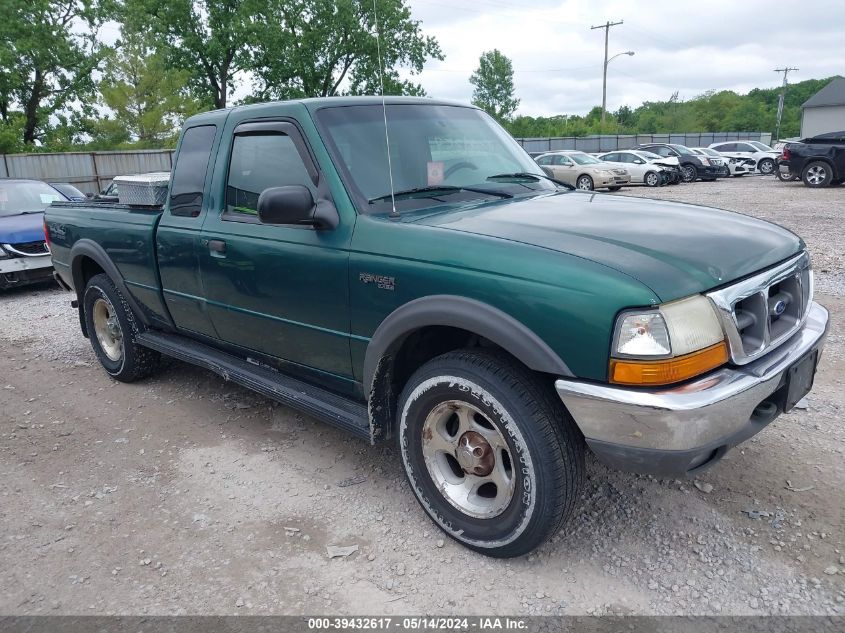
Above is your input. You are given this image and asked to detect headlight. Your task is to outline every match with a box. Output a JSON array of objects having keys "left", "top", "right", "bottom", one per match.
[
  {"left": 610, "top": 295, "right": 728, "bottom": 386},
  {"left": 699, "top": 157, "right": 711, "bottom": 166}
]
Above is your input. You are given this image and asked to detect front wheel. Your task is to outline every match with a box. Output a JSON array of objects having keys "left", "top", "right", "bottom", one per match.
[
  {"left": 644, "top": 171, "right": 660, "bottom": 187},
  {"left": 83, "top": 274, "right": 162, "bottom": 382},
  {"left": 398, "top": 350, "right": 585, "bottom": 558},
  {"left": 680, "top": 164, "right": 697, "bottom": 182},
  {"left": 576, "top": 175, "right": 594, "bottom": 190},
  {"left": 758, "top": 158, "right": 775, "bottom": 175}
]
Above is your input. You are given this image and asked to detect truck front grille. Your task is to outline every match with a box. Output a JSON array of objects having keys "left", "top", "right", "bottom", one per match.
[
  {"left": 707, "top": 252, "right": 812, "bottom": 365},
  {"left": 2, "top": 241, "right": 51, "bottom": 257}
]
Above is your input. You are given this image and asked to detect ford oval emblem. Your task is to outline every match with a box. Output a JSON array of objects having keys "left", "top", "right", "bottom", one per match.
[{"left": 773, "top": 300, "right": 787, "bottom": 316}]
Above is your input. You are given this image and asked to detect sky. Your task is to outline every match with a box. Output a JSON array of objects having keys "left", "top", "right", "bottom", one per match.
[{"left": 401, "top": 0, "right": 845, "bottom": 117}]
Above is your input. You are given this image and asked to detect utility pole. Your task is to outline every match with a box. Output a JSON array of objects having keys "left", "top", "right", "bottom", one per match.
[
  {"left": 591, "top": 19, "right": 623, "bottom": 129},
  {"left": 774, "top": 66, "right": 798, "bottom": 141}
]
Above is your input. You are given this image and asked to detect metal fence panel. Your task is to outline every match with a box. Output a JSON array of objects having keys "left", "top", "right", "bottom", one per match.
[
  {"left": 0, "top": 149, "right": 175, "bottom": 194},
  {"left": 516, "top": 132, "right": 768, "bottom": 153}
]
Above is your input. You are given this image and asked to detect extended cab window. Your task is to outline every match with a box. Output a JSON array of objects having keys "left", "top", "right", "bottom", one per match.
[
  {"left": 170, "top": 125, "right": 216, "bottom": 217},
  {"left": 225, "top": 133, "right": 316, "bottom": 217}
]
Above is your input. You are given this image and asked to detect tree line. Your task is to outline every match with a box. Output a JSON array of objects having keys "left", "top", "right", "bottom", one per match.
[
  {"left": 470, "top": 49, "right": 836, "bottom": 140},
  {"left": 0, "top": 4, "right": 835, "bottom": 155},
  {"left": 0, "top": 0, "right": 442, "bottom": 153}
]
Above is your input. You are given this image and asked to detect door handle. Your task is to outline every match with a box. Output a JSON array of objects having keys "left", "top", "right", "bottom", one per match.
[
  {"left": 207, "top": 239, "right": 226, "bottom": 253},
  {"left": 203, "top": 238, "right": 227, "bottom": 258}
]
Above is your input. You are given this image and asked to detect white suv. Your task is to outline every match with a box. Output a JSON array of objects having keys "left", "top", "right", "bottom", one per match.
[{"left": 708, "top": 141, "right": 779, "bottom": 175}]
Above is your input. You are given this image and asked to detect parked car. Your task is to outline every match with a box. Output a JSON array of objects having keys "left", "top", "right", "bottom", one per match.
[
  {"left": 0, "top": 179, "right": 67, "bottom": 289},
  {"left": 708, "top": 140, "right": 779, "bottom": 175},
  {"left": 634, "top": 143, "right": 726, "bottom": 182},
  {"left": 596, "top": 150, "right": 679, "bottom": 186},
  {"left": 779, "top": 131, "right": 845, "bottom": 188},
  {"left": 691, "top": 147, "right": 756, "bottom": 177},
  {"left": 49, "top": 182, "right": 87, "bottom": 201},
  {"left": 535, "top": 151, "right": 631, "bottom": 190},
  {"left": 46, "top": 97, "right": 828, "bottom": 557}
]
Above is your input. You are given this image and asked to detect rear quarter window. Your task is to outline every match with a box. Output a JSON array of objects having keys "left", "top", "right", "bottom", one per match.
[{"left": 169, "top": 125, "right": 216, "bottom": 217}]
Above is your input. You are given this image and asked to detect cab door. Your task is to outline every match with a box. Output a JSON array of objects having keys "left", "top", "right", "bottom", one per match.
[{"left": 197, "top": 120, "right": 355, "bottom": 388}]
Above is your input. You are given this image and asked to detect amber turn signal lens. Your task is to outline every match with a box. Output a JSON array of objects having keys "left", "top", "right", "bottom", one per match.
[{"left": 609, "top": 342, "right": 729, "bottom": 386}]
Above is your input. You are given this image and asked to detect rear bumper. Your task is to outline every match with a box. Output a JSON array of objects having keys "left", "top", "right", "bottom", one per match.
[{"left": 555, "top": 302, "right": 829, "bottom": 476}]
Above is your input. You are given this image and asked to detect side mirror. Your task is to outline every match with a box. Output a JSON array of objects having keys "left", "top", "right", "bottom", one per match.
[
  {"left": 633, "top": 159, "right": 645, "bottom": 164},
  {"left": 257, "top": 185, "right": 337, "bottom": 229}
]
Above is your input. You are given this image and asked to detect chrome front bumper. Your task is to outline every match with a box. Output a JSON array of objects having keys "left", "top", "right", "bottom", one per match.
[{"left": 555, "top": 301, "right": 829, "bottom": 475}]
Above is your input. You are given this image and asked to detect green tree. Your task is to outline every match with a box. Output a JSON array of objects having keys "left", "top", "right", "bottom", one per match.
[
  {"left": 247, "top": 0, "right": 442, "bottom": 101},
  {"left": 0, "top": 0, "right": 107, "bottom": 145},
  {"left": 470, "top": 49, "right": 519, "bottom": 122},
  {"left": 126, "top": 0, "right": 260, "bottom": 110},
  {"left": 95, "top": 32, "right": 200, "bottom": 147}
]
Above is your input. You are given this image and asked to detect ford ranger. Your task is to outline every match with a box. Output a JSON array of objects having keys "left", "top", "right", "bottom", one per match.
[{"left": 45, "top": 97, "right": 829, "bottom": 557}]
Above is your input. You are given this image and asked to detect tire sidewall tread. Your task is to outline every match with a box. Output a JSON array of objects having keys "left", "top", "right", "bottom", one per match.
[
  {"left": 398, "top": 349, "right": 584, "bottom": 558},
  {"left": 83, "top": 274, "right": 161, "bottom": 382}
]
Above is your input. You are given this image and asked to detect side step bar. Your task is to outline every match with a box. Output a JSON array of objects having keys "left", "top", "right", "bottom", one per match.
[{"left": 136, "top": 331, "right": 371, "bottom": 441}]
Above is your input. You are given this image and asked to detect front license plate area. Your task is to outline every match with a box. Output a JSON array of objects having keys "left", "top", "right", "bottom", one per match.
[{"left": 784, "top": 350, "right": 818, "bottom": 412}]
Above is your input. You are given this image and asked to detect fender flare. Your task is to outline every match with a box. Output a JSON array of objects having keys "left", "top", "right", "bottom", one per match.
[
  {"left": 69, "top": 239, "right": 151, "bottom": 329},
  {"left": 363, "top": 295, "right": 573, "bottom": 395}
]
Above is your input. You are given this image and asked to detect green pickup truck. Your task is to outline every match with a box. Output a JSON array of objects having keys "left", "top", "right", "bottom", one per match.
[{"left": 45, "top": 97, "right": 828, "bottom": 557}]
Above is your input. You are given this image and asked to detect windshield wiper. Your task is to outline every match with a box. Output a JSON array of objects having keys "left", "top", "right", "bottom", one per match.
[
  {"left": 368, "top": 185, "right": 512, "bottom": 204},
  {"left": 487, "top": 172, "right": 574, "bottom": 190}
]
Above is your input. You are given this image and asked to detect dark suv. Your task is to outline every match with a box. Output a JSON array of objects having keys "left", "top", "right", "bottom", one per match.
[{"left": 636, "top": 143, "right": 726, "bottom": 182}]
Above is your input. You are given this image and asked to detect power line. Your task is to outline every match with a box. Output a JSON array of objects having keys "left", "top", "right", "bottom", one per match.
[{"left": 773, "top": 66, "right": 798, "bottom": 141}]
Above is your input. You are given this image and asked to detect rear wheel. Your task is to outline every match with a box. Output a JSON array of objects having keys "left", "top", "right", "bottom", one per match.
[
  {"left": 83, "top": 274, "right": 162, "bottom": 382},
  {"left": 803, "top": 161, "right": 831, "bottom": 188},
  {"left": 398, "top": 350, "right": 584, "bottom": 558},
  {"left": 644, "top": 171, "right": 660, "bottom": 187},
  {"left": 758, "top": 158, "right": 775, "bottom": 175},
  {"left": 576, "top": 175, "right": 594, "bottom": 190},
  {"left": 680, "top": 164, "right": 697, "bottom": 182}
]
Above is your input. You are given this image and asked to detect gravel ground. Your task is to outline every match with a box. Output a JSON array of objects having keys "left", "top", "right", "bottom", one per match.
[{"left": 0, "top": 175, "right": 843, "bottom": 616}]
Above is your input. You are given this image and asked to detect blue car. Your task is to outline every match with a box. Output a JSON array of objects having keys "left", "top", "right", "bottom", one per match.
[{"left": 0, "top": 179, "right": 67, "bottom": 289}]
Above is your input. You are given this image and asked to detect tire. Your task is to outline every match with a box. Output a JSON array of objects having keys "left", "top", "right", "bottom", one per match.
[
  {"left": 576, "top": 174, "right": 594, "bottom": 191},
  {"left": 607, "top": 186, "right": 622, "bottom": 192},
  {"left": 398, "top": 349, "right": 585, "bottom": 558},
  {"left": 83, "top": 273, "right": 162, "bottom": 382},
  {"left": 802, "top": 161, "right": 832, "bottom": 188},
  {"left": 644, "top": 171, "right": 660, "bottom": 187},
  {"left": 680, "top": 164, "right": 697, "bottom": 182},
  {"left": 758, "top": 158, "right": 775, "bottom": 175}
]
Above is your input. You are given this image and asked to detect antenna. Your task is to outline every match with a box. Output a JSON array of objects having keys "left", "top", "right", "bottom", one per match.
[{"left": 372, "top": 0, "right": 398, "bottom": 218}]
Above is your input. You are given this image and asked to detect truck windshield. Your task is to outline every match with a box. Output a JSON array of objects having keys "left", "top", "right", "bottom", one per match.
[
  {"left": 0, "top": 181, "right": 64, "bottom": 217},
  {"left": 315, "top": 104, "right": 558, "bottom": 213}
]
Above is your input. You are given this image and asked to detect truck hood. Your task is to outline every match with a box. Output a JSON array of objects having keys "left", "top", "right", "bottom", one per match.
[
  {"left": 409, "top": 192, "right": 803, "bottom": 300},
  {"left": 0, "top": 212, "right": 45, "bottom": 244}
]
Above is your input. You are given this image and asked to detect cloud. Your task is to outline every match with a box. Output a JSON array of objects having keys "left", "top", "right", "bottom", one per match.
[{"left": 405, "top": 0, "right": 845, "bottom": 116}]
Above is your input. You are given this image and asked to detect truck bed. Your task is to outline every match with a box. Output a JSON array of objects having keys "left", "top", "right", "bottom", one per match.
[{"left": 47, "top": 201, "right": 169, "bottom": 326}]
